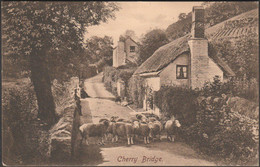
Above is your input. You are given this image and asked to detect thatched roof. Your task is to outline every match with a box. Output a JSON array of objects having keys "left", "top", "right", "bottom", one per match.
[
  {"left": 134, "top": 34, "right": 191, "bottom": 75},
  {"left": 134, "top": 9, "right": 258, "bottom": 76}
]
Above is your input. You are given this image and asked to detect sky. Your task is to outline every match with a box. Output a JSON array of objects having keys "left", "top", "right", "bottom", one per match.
[{"left": 84, "top": 2, "right": 202, "bottom": 46}]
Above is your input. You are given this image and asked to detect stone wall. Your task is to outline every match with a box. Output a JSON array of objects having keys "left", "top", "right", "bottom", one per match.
[{"left": 48, "top": 77, "right": 81, "bottom": 164}]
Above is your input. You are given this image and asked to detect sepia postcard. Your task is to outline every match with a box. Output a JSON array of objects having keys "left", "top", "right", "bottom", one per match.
[{"left": 2, "top": 1, "right": 259, "bottom": 166}]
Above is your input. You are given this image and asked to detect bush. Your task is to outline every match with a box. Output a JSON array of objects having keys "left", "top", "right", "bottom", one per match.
[
  {"left": 179, "top": 77, "right": 259, "bottom": 165},
  {"left": 154, "top": 86, "right": 199, "bottom": 126}
]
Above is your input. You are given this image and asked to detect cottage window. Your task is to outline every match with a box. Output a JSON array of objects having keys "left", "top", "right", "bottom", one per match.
[
  {"left": 130, "top": 46, "right": 135, "bottom": 52},
  {"left": 176, "top": 65, "right": 188, "bottom": 79}
]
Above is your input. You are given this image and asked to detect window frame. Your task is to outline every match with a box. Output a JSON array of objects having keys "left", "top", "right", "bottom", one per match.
[
  {"left": 130, "top": 46, "right": 135, "bottom": 52},
  {"left": 176, "top": 65, "right": 188, "bottom": 79}
]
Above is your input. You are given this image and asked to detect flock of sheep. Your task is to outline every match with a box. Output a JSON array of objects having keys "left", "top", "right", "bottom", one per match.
[{"left": 79, "top": 113, "right": 181, "bottom": 146}]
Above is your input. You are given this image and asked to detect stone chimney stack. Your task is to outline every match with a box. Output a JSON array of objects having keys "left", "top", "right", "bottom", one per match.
[
  {"left": 188, "top": 6, "right": 210, "bottom": 89},
  {"left": 191, "top": 6, "right": 205, "bottom": 38}
]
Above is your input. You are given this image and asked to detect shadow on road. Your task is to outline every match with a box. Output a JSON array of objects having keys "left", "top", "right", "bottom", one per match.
[{"left": 76, "top": 144, "right": 103, "bottom": 166}]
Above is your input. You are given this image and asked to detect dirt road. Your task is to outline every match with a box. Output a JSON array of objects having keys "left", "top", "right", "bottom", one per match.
[{"left": 79, "top": 73, "right": 216, "bottom": 166}]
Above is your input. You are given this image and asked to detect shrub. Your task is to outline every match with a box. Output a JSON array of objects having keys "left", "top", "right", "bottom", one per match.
[
  {"left": 180, "top": 77, "right": 259, "bottom": 165},
  {"left": 154, "top": 86, "right": 199, "bottom": 126},
  {"left": 210, "top": 110, "right": 258, "bottom": 164}
]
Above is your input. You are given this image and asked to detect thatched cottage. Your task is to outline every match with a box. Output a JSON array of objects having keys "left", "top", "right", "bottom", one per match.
[
  {"left": 113, "top": 36, "right": 140, "bottom": 68},
  {"left": 134, "top": 6, "right": 258, "bottom": 112}
]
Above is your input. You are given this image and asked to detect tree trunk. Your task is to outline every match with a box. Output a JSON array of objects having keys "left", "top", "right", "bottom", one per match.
[{"left": 29, "top": 48, "right": 58, "bottom": 126}]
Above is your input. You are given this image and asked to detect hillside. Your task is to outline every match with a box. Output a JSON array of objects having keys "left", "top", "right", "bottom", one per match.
[{"left": 166, "top": 2, "right": 258, "bottom": 41}]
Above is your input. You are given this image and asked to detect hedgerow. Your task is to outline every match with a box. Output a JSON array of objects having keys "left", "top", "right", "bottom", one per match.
[
  {"left": 2, "top": 83, "right": 49, "bottom": 165},
  {"left": 2, "top": 78, "right": 78, "bottom": 165}
]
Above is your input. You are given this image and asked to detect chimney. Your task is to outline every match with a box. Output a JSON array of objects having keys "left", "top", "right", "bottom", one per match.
[
  {"left": 191, "top": 6, "right": 205, "bottom": 38},
  {"left": 188, "top": 6, "right": 209, "bottom": 89}
]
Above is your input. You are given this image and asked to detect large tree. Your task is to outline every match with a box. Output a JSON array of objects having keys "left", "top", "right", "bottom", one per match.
[
  {"left": 2, "top": 2, "right": 119, "bottom": 126},
  {"left": 138, "top": 29, "right": 169, "bottom": 64}
]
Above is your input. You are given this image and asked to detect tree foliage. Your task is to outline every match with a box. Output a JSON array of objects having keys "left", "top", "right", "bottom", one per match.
[
  {"left": 2, "top": 1, "right": 119, "bottom": 125},
  {"left": 85, "top": 36, "right": 113, "bottom": 65},
  {"left": 178, "top": 13, "right": 187, "bottom": 20},
  {"left": 203, "top": 1, "right": 258, "bottom": 27},
  {"left": 165, "top": 12, "right": 192, "bottom": 41},
  {"left": 138, "top": 29, "right": 169, "bottom": 64}
]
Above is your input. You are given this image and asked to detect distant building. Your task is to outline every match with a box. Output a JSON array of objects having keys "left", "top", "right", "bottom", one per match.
[{"left": 113, "top": 36, "right": 140, "bottom": 68}]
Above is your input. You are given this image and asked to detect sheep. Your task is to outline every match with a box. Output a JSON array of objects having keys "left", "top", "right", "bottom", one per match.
[
  {"left": 110, "top": 116, "right": 128, "bottom": 123},
  {"left": 148, "top": 120, "right": 163, "bottom": 141},
  {"left": 143, "top": 113, "right": 160, "bottom": 120},
  {"left": 148, "top": 117, "right": 158, "bottom": 122},
  {"left": 136, "top": 114, "right": 148, "bottom": 123},
  {"left": 99, "top": 118, "right": 110, "bottom": 140},
  {"left": 134, "top": 121, "right": 150, "bottom": 144},
  {"left": 110, "top": 116, "right": 119, "bottom": 122},
  {"left": 79, "top": 119, "right": 110, "bottom": 145},
  {"left": 107, "top": 121, "right": 136, "bottom": 145},
  {"left": 117, "top": 118, "right": 128, "bottom": 123},
  {"left": 164, "top": 117, "right": 181, "bottom": 142},
  {"left": 99, "top": 118, "right": 109, "bottom": 123}
]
